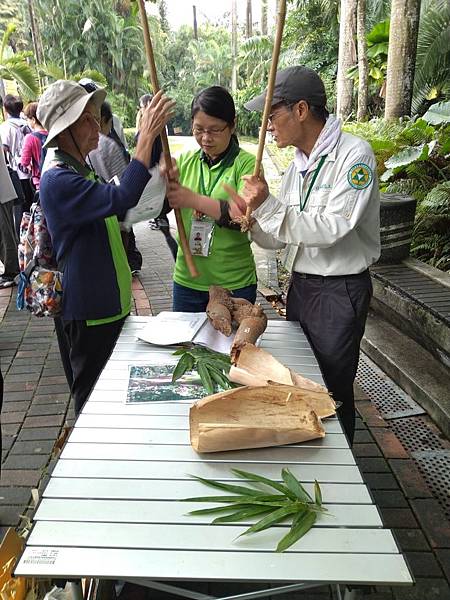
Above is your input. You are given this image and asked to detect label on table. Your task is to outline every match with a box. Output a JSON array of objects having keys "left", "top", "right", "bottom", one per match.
[{"left": 22, "top": 548, "right": 60, "bottom": 565}]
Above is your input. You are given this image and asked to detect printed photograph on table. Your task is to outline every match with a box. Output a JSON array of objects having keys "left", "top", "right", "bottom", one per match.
[{"left": 126, "top": 365, "right": 208, "bottom": 403}]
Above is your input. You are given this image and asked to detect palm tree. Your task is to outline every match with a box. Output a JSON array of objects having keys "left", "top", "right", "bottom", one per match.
[
  {"left": 384, "top": 0, "right": 421, "bottom": 119},
  {"left": 231, "top": 0, "right": 238, "bottom": 93},
  {"left": 357, "top": 0, "right": 368, "bottom": 120},
  {"left": 0, "top": 23, "right": 39, "bottom": 100},
  {"left": 412, "top": 0, "right": 450, "bottom": 114},
  {"left": 336, "top": 0, "right": 357, "bottom": 119},
  {"left": 260, "top": 0, "right": 268, "bottom": 35}
]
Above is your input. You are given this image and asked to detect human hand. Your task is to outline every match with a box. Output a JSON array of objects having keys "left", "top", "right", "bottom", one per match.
[
  {"left": 242, "top": 173, "right": 270, "bottom": 210},
  {"left": 167, "top": 181, "right": 200, "bottom": 210},
  {"left": 222, "top": 183, "right": 247, "bottom": 219}
]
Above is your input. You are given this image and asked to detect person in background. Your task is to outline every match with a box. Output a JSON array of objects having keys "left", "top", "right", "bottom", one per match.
[
  {"left": 20, "top": 102, "right": 48, "bottom": 191},
  {"left": 0, "top": 94, "right": 34, "bottom": 232},
  {"left": 88, "top": 100, "right": 142, "bottom": 273},
  {"left": 0, "top": 149, "right": 19, "bottom": 288},
  {"left": 78, "top": 78, "right": 129, "bottom": 160},
  {"left": 232, "top": 65, "right": 380, "bottom": 445},
  {"left": 166, "top": 85, "right": 257, "bottom": 312},
  {"left": 37, "top": 80, "right": 174, "bottom": 414},
  {"left": 135, "top": 93, "right": 152, "bottom": 136},
  {"left": 137, "top": 93, "right": 178, "bottom": 260}
]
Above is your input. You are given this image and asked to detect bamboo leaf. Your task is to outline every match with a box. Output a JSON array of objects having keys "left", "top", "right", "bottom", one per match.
[
  {"left": 276, "top": 511, "right": 317, "bottom": 552},
  {"left": 231, "top": 468, "right": 297, "bottom": 500},
  {"left": 314, "top": 480, "right": 322, "bottom": 506},
  {"left": 189, "top": 475, "right": 264, "bottom": 497},
  {"left": 188, "top": 504, "right": 255, "bottom": 516},
  {"left": 241, "top": 505, "right": 299, "bottom": 536},
  {"left": 183, "top": 494, "right": 288, "bottom": 504},
  {"left": 172, "top": 353, "right": 194, "bottom": 382},
  {"left": 197, "top": 360, "right": 215, "bottom": 394},
  {"left": 281, "top": 468, "right": 313, "bottom": 502},
  {"left": 212, "top": 505, "right": 273, "bottom": 524}
]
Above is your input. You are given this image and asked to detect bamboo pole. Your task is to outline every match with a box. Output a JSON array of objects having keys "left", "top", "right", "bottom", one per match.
[
  {"left": 137, "top": 0, "right": 199, "bottom": 278},
  {"left": 245, "top": 0, "right": 287, "bottom": 222}
]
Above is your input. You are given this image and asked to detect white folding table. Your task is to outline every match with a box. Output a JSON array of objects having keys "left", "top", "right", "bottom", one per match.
[{"left": 15, "top": 316, "right": 413, "bottom": 599}]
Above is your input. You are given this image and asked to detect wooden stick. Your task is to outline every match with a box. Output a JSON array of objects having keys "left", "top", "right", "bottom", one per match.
[
  {"left": 245, "top": 0, "right": 287, "bottom": 221},
  {"left": 137, "top": 0, "right": 199, "bottom": 278}
]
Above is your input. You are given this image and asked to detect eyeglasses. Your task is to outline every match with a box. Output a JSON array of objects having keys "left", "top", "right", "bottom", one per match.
[
  {"left": 268, "top": 103, "right": 296, "bottom": 125},
  {"left": 192, "top": 124, "right": 228, "bottom": 137}
]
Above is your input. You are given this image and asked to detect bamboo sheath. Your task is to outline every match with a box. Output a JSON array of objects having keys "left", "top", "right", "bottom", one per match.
[
  {"left": 245, "top": 0, "right": 287, "bottom": 221},
  {"left": 137, "top": 0, "right": 199, "bottom": 278}
]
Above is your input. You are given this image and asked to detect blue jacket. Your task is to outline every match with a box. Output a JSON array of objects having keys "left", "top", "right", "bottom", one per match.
[{"left": 40, "top": 158, "right": 151, "bottom": 321}]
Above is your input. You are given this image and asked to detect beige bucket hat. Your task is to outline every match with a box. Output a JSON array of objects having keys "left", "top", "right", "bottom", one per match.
[{"left": 37, "top": 80, "right": 106, "bottom": 147}]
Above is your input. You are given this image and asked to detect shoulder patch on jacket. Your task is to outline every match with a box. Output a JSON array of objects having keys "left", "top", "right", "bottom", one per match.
[{"left": 347, "top": 163, "right": 373, "bottom": 189}]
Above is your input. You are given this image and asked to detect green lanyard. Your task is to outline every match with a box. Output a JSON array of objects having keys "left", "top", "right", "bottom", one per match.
[
  {"left": 199, "top": 160, "right": 228, "bottom": 197},
  {"left": 299, "top": 155, "right": 327, "bottom": 211}
]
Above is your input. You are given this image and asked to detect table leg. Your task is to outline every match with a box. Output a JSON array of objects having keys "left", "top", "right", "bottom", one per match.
[{"left": 70, "top": 580, "right": 84, "bottom": 600}]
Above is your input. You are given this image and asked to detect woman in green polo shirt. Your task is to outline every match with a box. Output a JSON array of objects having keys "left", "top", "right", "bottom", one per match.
[{"left": 167, "top": 86, "right": 257, "bottom": 312}]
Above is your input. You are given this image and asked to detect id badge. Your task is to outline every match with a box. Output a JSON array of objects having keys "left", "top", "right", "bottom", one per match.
[{"left": 189, "top": 220, "right": 214, "bottom": 256}]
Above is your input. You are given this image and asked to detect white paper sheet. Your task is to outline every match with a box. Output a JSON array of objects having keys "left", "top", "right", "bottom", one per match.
[
  {"left": 137, "top": 312, "right": 207, "bottom": 346},
  {"left": 137, "top": 312, "right": 234, "bottom": 353}
]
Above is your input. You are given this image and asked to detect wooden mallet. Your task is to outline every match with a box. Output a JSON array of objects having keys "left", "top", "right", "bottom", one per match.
[
  {"left": 243, "top": 0, "right": 287, "bottom": 228},
  {"left": 137, "top": 0, "right": 199, "bottom": 278}
]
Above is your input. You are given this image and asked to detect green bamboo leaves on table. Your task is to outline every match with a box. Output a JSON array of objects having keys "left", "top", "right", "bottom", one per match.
[
  {"left": 182, "top": 468, "right": 328, "bottom": 552},
  {"left": 172, "top": 345, "right": 235, "bottom": 394}
]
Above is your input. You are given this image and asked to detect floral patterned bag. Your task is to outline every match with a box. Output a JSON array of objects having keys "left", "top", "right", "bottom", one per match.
[{"left": 16, "top": 197, "right": 63, "bottom": 317}]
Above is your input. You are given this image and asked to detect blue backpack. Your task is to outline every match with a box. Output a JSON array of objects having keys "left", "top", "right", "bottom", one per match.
[{"left": 31, "top": 131, "right": 48, "bottom": 170}]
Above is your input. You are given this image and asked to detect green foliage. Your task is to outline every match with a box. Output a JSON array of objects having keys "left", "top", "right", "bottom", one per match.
[
  {"left": 172, "top": 345, "right": 233, "bottom": 395},
  {"left": 0, "top": 23, "right": 38, "bottom": 100},
  {"left": 344, "top": 115, "right": 450, "bottom": 271},
  {"left": 348, "top": 20, "right": 389, "bottom": 113},
  {"left": 35, "top": 0, "right": 146, "bottom": 99},
  {"left": 413, "top": 182, "right": 450, "bottom": 270},
  {"left": 412, "top": 0, "right": 450, "bottom": 115},
  {"left": 184, "top": 468, "right": 327, "bottom": 552},
  {"left": 422, "top": 100, "right": 450, "bottom": 125}
]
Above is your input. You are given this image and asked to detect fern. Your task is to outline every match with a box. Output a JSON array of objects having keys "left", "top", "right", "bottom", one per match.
[{"left": 413, "top": 0, "right": 450, "bottom": 114}]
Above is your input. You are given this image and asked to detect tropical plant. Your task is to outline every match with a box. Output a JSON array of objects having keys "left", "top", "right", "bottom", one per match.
[
  {"left": 344, "top": 101, "right": 450, "bottom": 271},
  {"left": 0, "top": 23, "right": 38, "bottom": 99},
  {"left": 183, "top": 467, "right": 327, "bottom": 552},
  {"left": 348, "top": 20, "right": 389, "bottom": 108},
  {"left": 412, "top": 0, "right": 450, "bottom": 115}
]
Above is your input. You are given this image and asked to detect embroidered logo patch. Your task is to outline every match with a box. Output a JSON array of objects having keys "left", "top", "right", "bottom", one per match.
[{"left": 348, "top": 163, "right": 373, "bottom": 189}]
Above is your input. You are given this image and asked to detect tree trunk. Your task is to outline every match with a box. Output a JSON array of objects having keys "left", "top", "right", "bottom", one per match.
[
  {"left": 336, "top": 0, "right": 357, "bottom": 120},
  {"left": 356, "top": 0, "right": 368, "bottom": 121},
  {"left": 28, "top": 0, "right": 46, "bottom": 83},
  {"left": 193, "top": 5, "right": 198, "bottom": 40},
  {"left": 231, "top": 0, "right": 238, "bottom": 93},
  {"left": 384, "top": 0, "right": 421, "bottom": 119},
  {"left": 246, "top": 0, "right": 253, "bottom": 37},
  {"left": 261, "top": 0, "right": 268, "bottom": 35}
]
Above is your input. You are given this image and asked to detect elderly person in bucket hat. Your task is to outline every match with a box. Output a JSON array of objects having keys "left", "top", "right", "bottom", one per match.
[{"left": 37, "top": 80, "right": 174, "bottom": 415}]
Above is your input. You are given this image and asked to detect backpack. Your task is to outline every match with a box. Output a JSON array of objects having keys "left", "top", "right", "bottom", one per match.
[
  {"left": 16, "top": 194, "right": 63, "bottom": 317},
  {"left": 7, "top": 120, "right": 30, "bottom": 172},
  {"left": 31, "top": 131, "right": 48, "bottom": 171}
]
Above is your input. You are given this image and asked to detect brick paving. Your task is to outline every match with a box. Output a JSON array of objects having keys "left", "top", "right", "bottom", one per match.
[{"left": 0, "top": 221, "right": 449, "bottom": 599}]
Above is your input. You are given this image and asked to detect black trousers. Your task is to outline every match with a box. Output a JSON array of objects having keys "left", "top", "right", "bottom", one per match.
[
  {"left": 63, "top": 317, "right": 126, "bottom": 415},
  {"left": 286, "top": 270, "right": 372, "bottom": 445}
]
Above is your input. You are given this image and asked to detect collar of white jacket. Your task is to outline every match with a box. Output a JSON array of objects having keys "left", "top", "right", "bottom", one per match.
[{"left": 294, "top": 114, "right": 342, "bottom": 173}]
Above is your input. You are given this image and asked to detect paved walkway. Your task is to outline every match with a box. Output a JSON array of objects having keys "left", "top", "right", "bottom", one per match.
[{"left": 0, "top": 222, "right": 449, "bottom": 599}]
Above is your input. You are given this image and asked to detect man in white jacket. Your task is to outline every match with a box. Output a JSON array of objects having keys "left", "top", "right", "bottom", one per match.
[{"left": 241, "top": 66, "right": 380, "bottom": 445}]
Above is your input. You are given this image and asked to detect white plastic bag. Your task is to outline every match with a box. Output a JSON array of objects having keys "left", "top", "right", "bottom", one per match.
[
  {"left": 43, "top": 584, "right": 72, "bottom": 600},
  {"left": 123, "top": 166, "right": 166, "bottom": 229}
]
